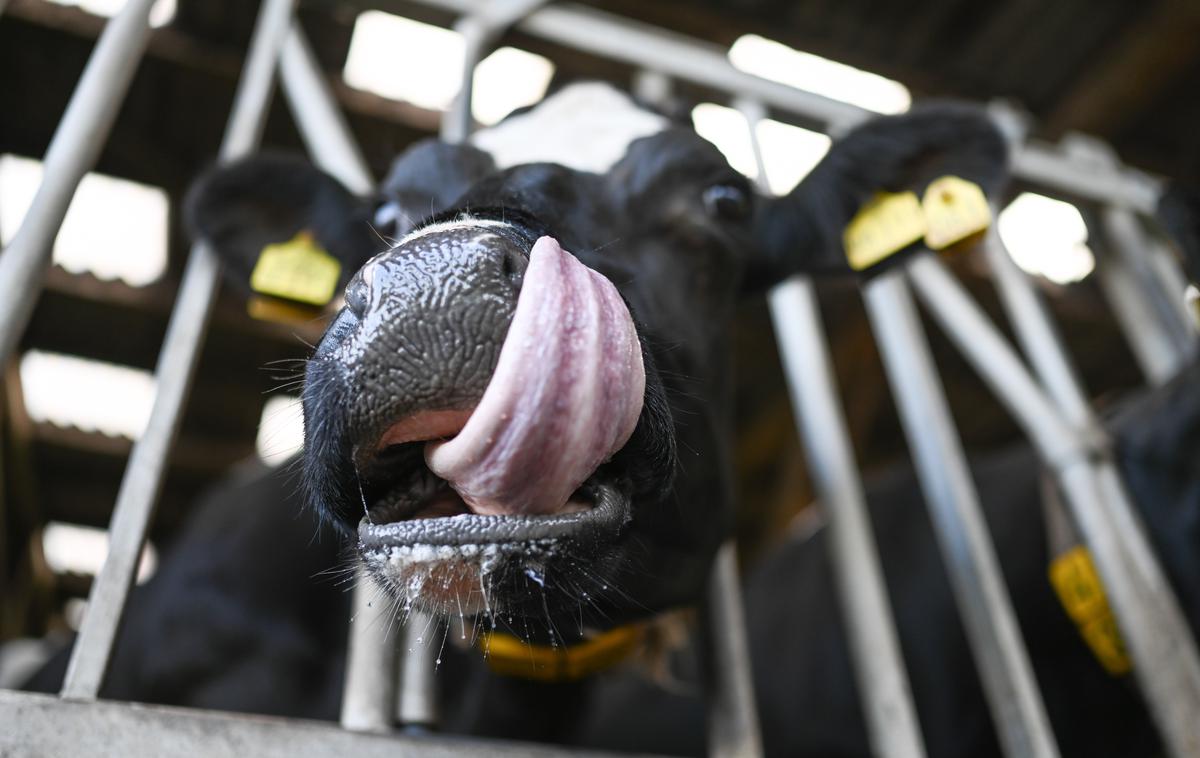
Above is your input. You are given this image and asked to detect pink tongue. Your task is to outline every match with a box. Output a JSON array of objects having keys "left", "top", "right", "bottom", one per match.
[{"left": 425, "top": 236, "right": 645, "bottom": 516}]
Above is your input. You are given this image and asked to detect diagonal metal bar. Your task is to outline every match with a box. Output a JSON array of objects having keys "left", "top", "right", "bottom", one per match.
[
  {"left": 60, "top": 0, "right": 299, "bottom": 700},
  {"left": 0, "top": 0, "right": 155, "bottom": 367}
]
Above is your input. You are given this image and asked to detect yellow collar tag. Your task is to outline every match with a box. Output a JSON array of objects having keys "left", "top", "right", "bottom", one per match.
[
  {"left": 843, "top": 191, "right": 926, "bottom": 271},
  {"left": 1048, "top": 546, "right": 1132, "bottom": 676},
  {"left": 922, "top": 176, "right": 992, "bottom": 251},
  {"left": 479, "top": 623, "right": 645, "bottom": 682},
  {"left": 249, "top": 230, "right": 341, "bottom": 307}
]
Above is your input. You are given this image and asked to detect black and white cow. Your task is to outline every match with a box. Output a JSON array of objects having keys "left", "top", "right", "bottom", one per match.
[
  {"left": 185, "top": 87, "right": 1008, "bottom": 639},
  {"left": 31, "top": 84, "right": 1194, "bottom": 756}
]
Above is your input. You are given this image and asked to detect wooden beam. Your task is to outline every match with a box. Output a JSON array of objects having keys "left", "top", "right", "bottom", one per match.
[{"left": 1045, "top": 0, "right": 1200, "bottom": 137}]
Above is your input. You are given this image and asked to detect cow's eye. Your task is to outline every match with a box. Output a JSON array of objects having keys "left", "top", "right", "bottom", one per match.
[{"left": 702, "top": 184, "right": 751, "bottom": 222}]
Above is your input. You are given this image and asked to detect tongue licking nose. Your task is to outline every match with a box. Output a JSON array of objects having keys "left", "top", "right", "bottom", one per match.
[{"left": 425, "top": 236, "right": 645, "bottom": 516}]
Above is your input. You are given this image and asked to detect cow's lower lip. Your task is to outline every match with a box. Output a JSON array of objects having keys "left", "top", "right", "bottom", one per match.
[{"left": 357, "top": 478, "right": 629, "bottom": 548}]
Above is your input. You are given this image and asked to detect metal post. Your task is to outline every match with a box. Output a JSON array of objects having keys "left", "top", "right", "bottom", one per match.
[
  {"left": 907, "top": 252, "right": 1200, "bottom": 757},
  {"left": 442, "top": 0, "right": 551, "bottom": 143},
  {"left": 397, "top": 613, "right": 438, "bottom": 727},
  {"left": 59, "top": 0, "right": 299, "bottom": 700},
  {"left": 1143, "top": 232, "right": 1196, "bottom": 337},
  {"left": 702, "top": 542, "right": 764, "bottom": 758},
  {"left": 0, "top": 0, "right": 155, "bottom": 368},
  {"left": 1100, "top": 205, "right": 1194, "bottom": 364},
  {"left": 341, "top": 571, "right": 399, "bottom": 731},
  {"left": 863, "top": 270, "right": 1060, "bottom": 758},
  {"left": 1092, "top": 238, "right": 1181, "bottom": 384},
  {"left": 738, "top": 96, "right": 924, "bottom": 758}
]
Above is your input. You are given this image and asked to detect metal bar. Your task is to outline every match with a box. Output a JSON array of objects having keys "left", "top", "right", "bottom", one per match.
[
  {"left": 60, "top": 0, "right": 298, "bottom": 700},
  {"left": 341, "top": 571, "right": 399, "bottom": 731},
  {"left": 397, "top": 613, "right": 438, "bottom": 727},
  {"left": 769, "top": 279, "right": 927, "bottom": 758},
  {"left": 631, "top": 70, "right": 673, "bottom": 107},
  {"left": 1143, "top": 233, "right": 1196, "bottom": 338},
  {"left": 278, "top": 23, "right": 374, "bottom": 195},
  {"left": 0, "top": 690, "right": 665, "bottom": 758},
  {"left": 1100, "top": 205, "right": 1194, "bottom": 363},
  {"left": 1009, "top": 142, "right": 1160, "bottom": 214},
  {"left": 702, "top": 542, "right": 764, "bottom": 758},
  {"left": 401, "top": 0, "right": 1163, "bottom": 210},
  {"left": 442, "top": 0, "right": 552, "bottom": 143},
  {"left": 862, "top": 270, "right": 1059, "bottom": 758},
  {"left": 0, "top": 0, "right": 155, "bottom": 368},
  {"left": 739, "top": 94, "right": 924, "bottom": 758},
  {"left": 442, "top": 20, "right": 488, "bottom": 144},
  {"left": 908, "top": 252, "right": 1200, "bottom": 757},
  {"left": 1092, "top": 237, "right": 1180, "bottom": 384}
]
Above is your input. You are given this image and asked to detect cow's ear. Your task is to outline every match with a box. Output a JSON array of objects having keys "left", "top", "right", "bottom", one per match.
[
  {"left": 376, "top": 139, "right": 497, "bottom": 238},
  {"left": 185, "top": 153, "right": 381, "bottom": 301},
  {"left": 746, "top": 103, "right": 1010, "bottom": 289}
]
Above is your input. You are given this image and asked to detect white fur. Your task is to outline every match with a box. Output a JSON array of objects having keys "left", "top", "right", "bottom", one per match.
[{"left": 471, "top": 82, "right": 669, "bottom": 174}]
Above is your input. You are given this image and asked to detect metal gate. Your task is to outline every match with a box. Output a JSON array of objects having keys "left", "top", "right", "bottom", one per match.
[{"left": 2, "top": 1, "right": 1199, "bottom": 756}]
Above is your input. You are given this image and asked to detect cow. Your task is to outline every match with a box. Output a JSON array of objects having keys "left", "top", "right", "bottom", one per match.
[
  {"left": 32, "top": 84, "right": 1187, "bottom": 756},
  {"left": 183, "top": 88, "right": 1008, "bottom": 641}
]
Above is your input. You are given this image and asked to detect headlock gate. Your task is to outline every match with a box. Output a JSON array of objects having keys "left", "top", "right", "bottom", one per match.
[{"left": 1, "top": 1, "right": 1198, "bottom": 757}]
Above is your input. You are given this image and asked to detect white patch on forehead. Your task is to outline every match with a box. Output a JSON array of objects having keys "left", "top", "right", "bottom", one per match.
[{"left": 470, "top": 82, "right": 669, "bottom": 174}]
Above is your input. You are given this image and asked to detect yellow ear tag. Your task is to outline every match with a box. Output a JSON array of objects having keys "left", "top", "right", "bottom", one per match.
[
  {"left": 843, "top": 191, "right": 927, "bottom": 271},
  {"left": 249, "top": 230, "right": 341, "bottom": 307},
  {"left": 922, "top": 176, "right": 992, "bottom": 251},
  {"left": 1048, "top": 546, "right": 1132, "bottom": 676}
]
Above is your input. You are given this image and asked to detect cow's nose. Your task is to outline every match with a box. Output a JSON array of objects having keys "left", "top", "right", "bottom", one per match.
[
  {"left": 337, "top": 224, "right": 534, "bottom": 447},
  {"left": 344, "top": 225, "right": 529, "bottom": 321}
]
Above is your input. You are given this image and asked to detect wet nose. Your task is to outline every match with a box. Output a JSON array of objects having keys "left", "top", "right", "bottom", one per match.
[{"left": 344, "top": 225, "right": 528, "bottom": 320}]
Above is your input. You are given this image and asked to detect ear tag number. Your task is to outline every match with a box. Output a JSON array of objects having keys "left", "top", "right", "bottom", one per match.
[
  {"left": 923, "top": 176, "right": 992, "bottom": 251},
  {"left": 843, "top": 191, "right": 926, "bottom": 271},
  {"left": 250, "top": 230, "right": 341, "bottom": 307},
  {"left": 1048, "top": 546, "right": 1132, "bottom": 676}
]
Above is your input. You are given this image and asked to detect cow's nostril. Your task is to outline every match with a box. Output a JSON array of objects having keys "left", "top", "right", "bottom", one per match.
[
  {"left": 345, "top": 275, "right": 368, "bottom": 318},
  {"left": 501, "top": 248, "right": 528, "bottom": 288}
]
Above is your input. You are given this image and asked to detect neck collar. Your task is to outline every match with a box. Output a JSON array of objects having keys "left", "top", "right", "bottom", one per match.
[{"left": 477, "top": 623, "right": 646, "bottom": 682}]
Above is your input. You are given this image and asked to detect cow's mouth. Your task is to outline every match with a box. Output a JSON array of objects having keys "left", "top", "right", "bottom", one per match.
[
  {"left": 346, "top": 236, "right": 645, "bottom": 613},
  {"left": 355, "top": 412, "right": 630, "bottom": 543}
]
